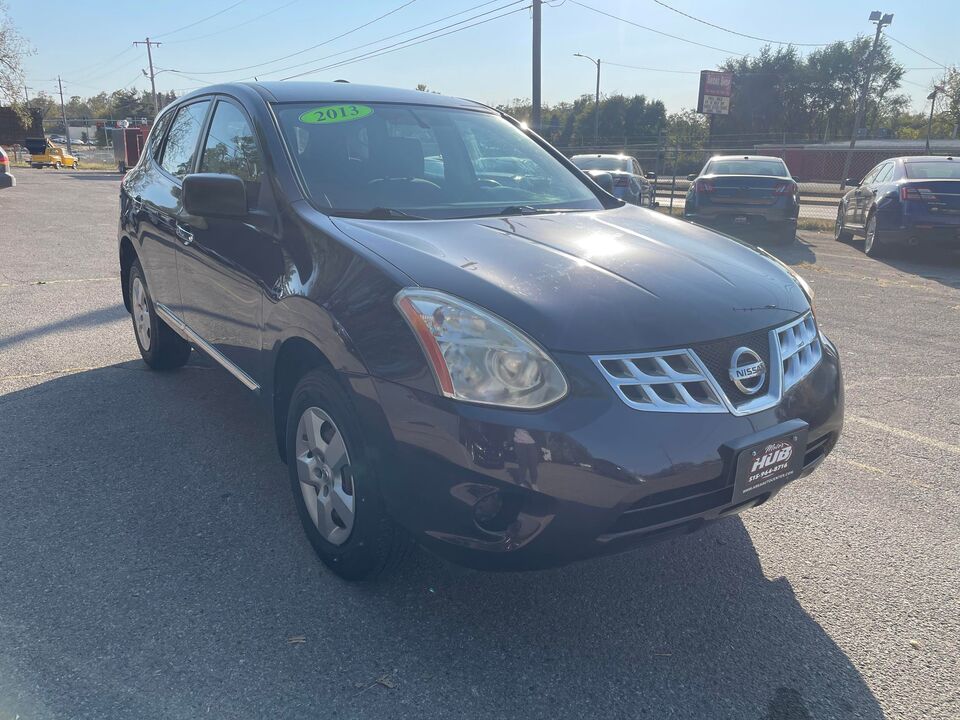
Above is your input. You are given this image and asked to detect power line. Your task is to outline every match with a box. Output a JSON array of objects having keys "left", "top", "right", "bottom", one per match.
[
  {"left": 651, "top": 0, "right": 829, "bottom": 47},
  {"left": 568, "top": 1, "right": 747, "bottom": 56},
  {"left": 603, "top": 61, "right": 699, "bottom": 75},
  {"left": 171, "top": 0, "right": 419, "bottom": 75},
  {"left": 886, "top": 34, "right": 949, "bottom": 69},
  {"left": 162, "top": 0, "right": 301, "bottom": 44},
  {"left": 264, "top": 0, "right": 525, "bottom": 80},
  {"left": 280, "top": 4, "right": 530, "bottom": 80},
  {"left": 153, "top": 0, "right": 249, "bottom": 39}
]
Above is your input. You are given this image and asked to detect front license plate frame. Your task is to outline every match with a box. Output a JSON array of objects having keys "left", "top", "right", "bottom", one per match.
[
  {"left": 721, "top": 420, "right": 809, "bottom": 504},
  {"left": 733, "top": 429, "right": 808, "bottom": 502}
]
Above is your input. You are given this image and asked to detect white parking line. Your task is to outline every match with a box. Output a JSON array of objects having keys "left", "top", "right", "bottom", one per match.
[{"left": 848, "top": 415, "right": 960, "bottom": 457}]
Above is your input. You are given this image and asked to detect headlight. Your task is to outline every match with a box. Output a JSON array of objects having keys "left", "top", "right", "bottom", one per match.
[{"left": 395, "top": 289, "right": 568, "bottom": 409}]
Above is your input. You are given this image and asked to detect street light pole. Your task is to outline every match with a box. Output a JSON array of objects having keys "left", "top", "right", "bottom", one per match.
[
  {"left": 574, "top": 53, "right": 601, "bottom": 145},
  {"left": 925, "top": 86, "right": 944, "bottom": 154},
  {"left": 57, "top": 76, "right": 73, "bottom": 155},
  {"left": 840, "top": 10, "right": 893, "bottom": 189},
  {"left": 531, "top": 0, "right": 541, "bottom": 132}
]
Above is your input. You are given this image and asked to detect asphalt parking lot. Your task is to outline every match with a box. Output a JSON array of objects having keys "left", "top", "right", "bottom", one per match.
[{"left": 1, "top": 170, "right": 958, "bottom": 720}]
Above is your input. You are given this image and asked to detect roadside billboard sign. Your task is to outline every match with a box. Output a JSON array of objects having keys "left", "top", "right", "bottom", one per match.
[{"left": 697, "top": 70, "right": 733, "bottom": 115}]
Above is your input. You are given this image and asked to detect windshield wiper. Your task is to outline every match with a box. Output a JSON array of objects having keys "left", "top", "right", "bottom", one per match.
[
  {"left": 457, "top": 205, "right": 572, "bottom": 219},
  {"left": 332, "top": 207, "right": 427, "bottom": 220}
]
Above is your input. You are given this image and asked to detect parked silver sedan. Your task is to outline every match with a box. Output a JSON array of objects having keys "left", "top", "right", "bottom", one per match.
[{"left": 571, "top": 153, "right": 656, "bottom": 207}]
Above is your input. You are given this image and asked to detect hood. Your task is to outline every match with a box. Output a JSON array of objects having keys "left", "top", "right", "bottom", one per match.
[{"left": 330, "top": 205, "right": 809, "bottom": 353}]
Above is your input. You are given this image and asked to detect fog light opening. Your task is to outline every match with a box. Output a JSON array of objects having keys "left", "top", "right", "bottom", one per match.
[{"left": 473, "top": 489, "right": 521, "bottom": 533}]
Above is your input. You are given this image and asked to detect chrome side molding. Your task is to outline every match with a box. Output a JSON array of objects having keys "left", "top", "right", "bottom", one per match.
[{"left": 154, "top": 303, "right": 260, "bottom": 393}]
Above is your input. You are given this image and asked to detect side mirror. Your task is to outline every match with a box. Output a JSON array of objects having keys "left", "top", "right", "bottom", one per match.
[
  {"left": 645, "top": 171, "right": 657, "bottom": 180},
  {"left": 182, "top": 173, "right": 247, "bottom": 218},
  {"left": 687, "top": 173, "right": 697, "bottom": 181},
  {"left": 586, "top": 170, "right": 615, "bottom": 194},
  {"left": 845, "top": 178, "right": 859, "bottom": 188}
]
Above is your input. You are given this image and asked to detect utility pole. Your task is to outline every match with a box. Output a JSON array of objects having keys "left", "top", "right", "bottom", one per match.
[
  {"left": 840, "top": 10, "right": 893, "bottom": 189},
  {"left": 57, "top": 76, "right": 73, "bottom": 155},
  {"left": 134, "top": 37, "right": 162, "bottom": 118},
  {"left": 574, "top": 53, "right": 601, "bottom": 145},
  {"left": 531, "top": 0, "right": 541, "bottom": 132},
  {"left": 23, "top": 83, "right": 31, "bottom": 105}
]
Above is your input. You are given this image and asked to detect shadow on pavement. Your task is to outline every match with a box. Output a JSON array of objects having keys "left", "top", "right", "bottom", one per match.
[
  {"left": 0, "top": 304, "right": 126, "bottom": 352},
  {"left": 0, "top": 361, "right": 884, "bottom": 719}
]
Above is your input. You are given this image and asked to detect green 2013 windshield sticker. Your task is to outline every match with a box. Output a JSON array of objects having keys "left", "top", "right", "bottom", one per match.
[{"left": 299, "top": 104, "right": 373, "bottom": 124}]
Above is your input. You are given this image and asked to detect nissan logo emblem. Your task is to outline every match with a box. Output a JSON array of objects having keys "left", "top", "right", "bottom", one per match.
[{"left": 729, "top": 347, "right": 766, "bottom": 395}]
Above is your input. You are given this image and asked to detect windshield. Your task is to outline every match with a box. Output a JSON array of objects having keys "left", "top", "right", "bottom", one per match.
[
  {"left": 274, "top": 102, "right": 603, "bottom": 219},
  {"left": 904, "top": 161, "right": 960, "bottom": 179},
  {"left": 572, "top": 156, "right": 631, "bottom": 173},
  {"left": 705, "top": 159, "right": 788, "bottom": 176}
]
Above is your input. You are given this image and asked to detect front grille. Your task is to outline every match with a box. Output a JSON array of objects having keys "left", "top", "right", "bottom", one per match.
[
  {"left": 593, "top": 313, "right": 821, "bottom": 415},
  {"left": 777, "top": 314, "right": 822, "bottom": 391},
  {"left": 593, "top": 349, "right": 726, "bottom": 413},
  {"left": 691, "top": 327, "right": 772, "bottom": 406}
]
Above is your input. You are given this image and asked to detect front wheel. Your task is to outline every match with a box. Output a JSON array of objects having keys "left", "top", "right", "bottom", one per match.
[
  {"left": 128, "top": 259, "right": 191, "bottom": 370},
  {"left": 864, "top": 212, "right": 888, "bottom": 258},
  {"left": 286, "top": 369, "right": 410, "bottom": 580},
  {"left": 834, "top": 206, "right": 853, "bottom": 242},
  {"left": 73, "top": 160, "right": 80, "bottom": 169}
]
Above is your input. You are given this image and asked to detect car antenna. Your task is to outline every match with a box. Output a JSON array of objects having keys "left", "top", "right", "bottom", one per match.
[{"left": 334, "top": 79, "right": 350, "bottom": 83}]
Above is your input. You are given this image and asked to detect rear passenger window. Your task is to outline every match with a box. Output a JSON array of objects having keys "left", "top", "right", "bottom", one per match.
[
  {"left": 874, "top": 163, "right": 894, "bottom": 183},
  {"left": 159, "top": 100, "right": 210, "bottom": 178},
  {"left": 199, "top": 101, "right": 263, "bottom": 182}
]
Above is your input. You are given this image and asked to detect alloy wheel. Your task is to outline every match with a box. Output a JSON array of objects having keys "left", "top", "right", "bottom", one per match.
[
  {"left": 865, "top": 215, "right": 877, "bottom": 254},
  {"left": 131, "top": 276, "right": 151, "bottom": 351},
  {"left": 295, "top": 406, "right": 355, "bottom": 546}
]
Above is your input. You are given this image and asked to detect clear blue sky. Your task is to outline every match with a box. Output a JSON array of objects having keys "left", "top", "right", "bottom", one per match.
[{"left": 12, "top": 0, "right": 957, "bottom": 115}]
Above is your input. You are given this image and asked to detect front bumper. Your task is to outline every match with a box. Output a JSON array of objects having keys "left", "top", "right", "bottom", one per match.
[{"left": 363, "top": 334, "right": 844, "bottom": 571}]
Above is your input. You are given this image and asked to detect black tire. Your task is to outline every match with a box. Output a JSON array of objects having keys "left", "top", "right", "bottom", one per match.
[
  {"left": 834, "top": 206, "right": 853, "bottom": 242},
  {"left": 74, "top": 160, "right": 80, "bottom": 170},
  {"left": 863, "top": 211, "right": 888, "bottom": 258},
  {"left": 285, "top": 369, "right": 411, "bottom": 580},
  {"left": 54, "top": 161, "right": 62, "bottom": 170},
  {"left": 127, "top": 258, "right": 191, "bottom": 370}
]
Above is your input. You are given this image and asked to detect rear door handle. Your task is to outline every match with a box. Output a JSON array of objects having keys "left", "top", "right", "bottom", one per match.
[{"left": 176, "top": 222, "right": 194, "bottom": 245}]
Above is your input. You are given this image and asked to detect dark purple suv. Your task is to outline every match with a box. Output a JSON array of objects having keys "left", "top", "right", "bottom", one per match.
[{"left": 118, "top": 82, "right": 843, "bottom": 579}]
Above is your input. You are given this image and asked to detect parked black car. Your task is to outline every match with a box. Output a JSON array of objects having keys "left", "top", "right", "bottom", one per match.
[
  {"left": 118, "top": 82, "right": 843, "bottom": 579},
  {"left": 835, "top": 155, "right": 960, "bottom": 257},
  {"left": 684, "top": 155, "right": 800, "bottom": 243}
]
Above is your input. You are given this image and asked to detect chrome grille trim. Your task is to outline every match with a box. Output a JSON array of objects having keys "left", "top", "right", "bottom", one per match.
[
  {"left": 593, "top": 312, "right": 821, "bottom": 415},
  {"left": 776, "top": 313, "right": 822, "bottom": 392},
  {"left": 592, "top": 349, "right": 727, "bottom": 413}
]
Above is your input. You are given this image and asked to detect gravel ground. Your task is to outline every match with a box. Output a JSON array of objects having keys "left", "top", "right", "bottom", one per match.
[{"left": 1, "top": 170, "right": 958, "bottom": 720}]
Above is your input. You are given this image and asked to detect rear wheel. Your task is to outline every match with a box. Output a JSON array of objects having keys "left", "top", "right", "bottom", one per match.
[
  {"left": 834, "top": 206, "right": 853, "bottom": 242},
  {"left": 128, "top": 259, "right": 191, "bottom": 370},
  {"left": 54, "top": 161, "right": 62, "bottom": 170},
  {"left": 864, "top": 212, "right": 888, "bottom": 258},
  {"left": 286, "top": 369, "right": 410, "bottom": 580}
]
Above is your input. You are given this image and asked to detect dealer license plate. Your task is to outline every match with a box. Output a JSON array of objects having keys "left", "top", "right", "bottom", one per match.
[{"left": 732, "top": 429, "right": 808, "bottom": 502}]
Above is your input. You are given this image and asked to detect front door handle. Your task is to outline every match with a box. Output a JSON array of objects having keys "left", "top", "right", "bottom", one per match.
[{"left": 176, "top": 222, "right": 194, "bottom": 246}]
